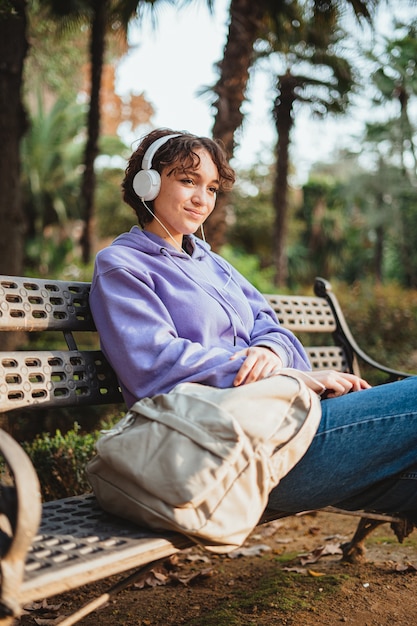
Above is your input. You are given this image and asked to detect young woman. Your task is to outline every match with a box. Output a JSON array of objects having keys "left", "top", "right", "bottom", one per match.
[{"left": 90, "top": 128, "right": 417, "bottom": 522}]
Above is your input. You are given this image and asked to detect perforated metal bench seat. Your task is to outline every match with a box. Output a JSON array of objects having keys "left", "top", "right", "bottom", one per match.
[
  {"left": 0, "top": 275, "right": 411, "bottom": 625},
  {"left": 23, "top": 493, "right": 192, "bottom": 602}
]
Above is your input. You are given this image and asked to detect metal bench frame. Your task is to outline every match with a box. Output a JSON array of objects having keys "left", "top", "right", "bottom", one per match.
[{"left": 0, "top": 275, "right": 411, "bottom": 625}]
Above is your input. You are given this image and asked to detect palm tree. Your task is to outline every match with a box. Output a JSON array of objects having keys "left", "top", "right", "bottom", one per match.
[
  {"left": 208, "top": 0, "right": 297, "bottom": 249},
  {"left": 79, "top": 0, "right": 109, "bottom": 265},
  {"left": 208, "top": 0, "right": 380, "bottom": 251},
  {"left": 362, "top": 21, "right": 417, "bottom": 285},
  {"left": 368, "top": 20, "right": 417, "bottom": 185},
  {"left": 271, "top": 19, "right": 355, "bottom": 285}
]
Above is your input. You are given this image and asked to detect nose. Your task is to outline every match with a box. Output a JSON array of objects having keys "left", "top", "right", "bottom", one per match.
[
  {"left": 191, "top": 187, "right": 203, "bottom": 205},
  {"left": 192, "top": 185, "right": 210, "bottom": 206}
]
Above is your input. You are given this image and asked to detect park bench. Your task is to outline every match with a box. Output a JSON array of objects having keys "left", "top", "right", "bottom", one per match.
[{"left": 0, "top": 274, "right": 413, "bottom": 625}]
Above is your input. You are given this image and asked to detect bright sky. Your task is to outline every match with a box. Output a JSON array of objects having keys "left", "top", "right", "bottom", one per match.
[{"left": 116, "top": 0, "right": 415, "bottom": 184}]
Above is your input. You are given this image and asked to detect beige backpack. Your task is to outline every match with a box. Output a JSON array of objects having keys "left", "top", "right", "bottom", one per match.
[{"left": 87, "top": 371, "right": 321, "bottom": 553}]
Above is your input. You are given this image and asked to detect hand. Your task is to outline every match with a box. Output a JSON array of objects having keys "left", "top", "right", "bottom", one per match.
[
  {"left": 230, "top": 346, "right": 283, "bottom": 386},
  {"left": 298, "top": 370, "right": 371, "bottom": 398}
]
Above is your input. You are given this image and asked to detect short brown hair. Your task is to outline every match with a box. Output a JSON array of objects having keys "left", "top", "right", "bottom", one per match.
[{"left": 122, "top": 128, "right": 236, "bottom": 227}]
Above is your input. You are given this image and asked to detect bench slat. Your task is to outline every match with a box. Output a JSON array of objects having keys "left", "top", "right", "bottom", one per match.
[
  {"left": 264, "top": 294, "right": 336, "bottom": 332},
  {"left": 0, "top": 350, "right": 123, "bottom": 412},
  {"left": 0, "top": 346, "right": 348, "bottom": 414},
  {"left": 0, "top": 276, "right": 94, "bottom": 332},
  {"left": 305, "top": 346, "right": 348, "bottom": 372}
]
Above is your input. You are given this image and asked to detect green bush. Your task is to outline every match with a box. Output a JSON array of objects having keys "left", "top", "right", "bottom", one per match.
[
  {"left": 330, "top": 280, "right": 417, "bottom": 381},
  {"left": 22, "top": 418, "right": 120, "bottom": 501}
]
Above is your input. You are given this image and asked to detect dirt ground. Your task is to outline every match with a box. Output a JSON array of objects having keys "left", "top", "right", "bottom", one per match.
[{"left": 19, "top": 511, "right": 417, "bottom": 626}]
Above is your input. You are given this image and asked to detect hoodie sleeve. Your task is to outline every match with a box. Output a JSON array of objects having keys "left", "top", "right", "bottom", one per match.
[{"left": 90, "top": 265, "right": 250, "bottom": 406}]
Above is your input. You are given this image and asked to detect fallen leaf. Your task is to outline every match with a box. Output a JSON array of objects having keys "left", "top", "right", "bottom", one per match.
[
  {"left": 395, "top": 561, "right": 417, "bottom": 573},
  {"left": 21, "top": 598, "right": 67, "bottom": 623},
  {"left": 300, "top": 543, "right": 342, "bottom": 565},
  {"left": 184, "top": 553, "right": 211, "bottom": 564},
  {"left": 165, "top": 554, "right": 180, "bottom": 569},
  {"left": 23, "top": 600, "right": 63, "bottom": 613},
  {"left": 283, "top": 566, "right": 308, "bottom": 574},
  {"left": 255, "top": 520, "right": 286, "bottom": 537},
  {"left": 133, "top": 568, "right": 169, "bottom": 589},
  {"left": 174, "top": 567, "right": 214, "bottom": 585},
  {"left": 308, "top": 569, "right": 326, "bottom": 577},
  {"left": 227, "top": 544, "right": 272, "bottom": 558}
]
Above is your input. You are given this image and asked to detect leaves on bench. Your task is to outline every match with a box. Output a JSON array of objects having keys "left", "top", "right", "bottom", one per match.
[{"left": 132, "top": 554, "right": 214, "bottom": 589}]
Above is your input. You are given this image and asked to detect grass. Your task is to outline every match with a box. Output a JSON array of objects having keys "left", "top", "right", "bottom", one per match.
[
  {"left": 184, "top": 562, "right": 344, "bottom": 626},
  {"left": 367, "top": 534, "right": 417, "bottom": 548}
]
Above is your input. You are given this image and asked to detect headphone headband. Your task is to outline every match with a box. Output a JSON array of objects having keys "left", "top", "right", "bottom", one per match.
[
  {"left": 141, "top": 133, "right": 182, "bottom": 171},
  {"left": 132, "top": 133, "right": 182, "bottom": 201}
]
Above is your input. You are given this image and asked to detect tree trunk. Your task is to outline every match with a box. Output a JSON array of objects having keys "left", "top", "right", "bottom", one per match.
[
  {"left": 0, "top": 1, "right": 28, "bottom": 351},
  {"left": 0, "top": 1, "right": 28, "bottom": 277},
  {"left": 80, "top": 0, "right": 106, "bottom": 265},
  {"left": 208, "top": 0, "right": 265, "bottom": 251},
  {"left": 272, "top": 73, "right": 297, "bottom": 287}
]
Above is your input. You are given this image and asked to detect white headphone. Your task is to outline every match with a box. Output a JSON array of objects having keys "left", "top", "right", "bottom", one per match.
[{"left": 132, "top": 133, "right": 182, "bottom": 201}]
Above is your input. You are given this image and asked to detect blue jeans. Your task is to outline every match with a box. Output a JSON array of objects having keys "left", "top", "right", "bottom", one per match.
[{"left": 268, "top": 376, "right": 417, "bottom": 521}]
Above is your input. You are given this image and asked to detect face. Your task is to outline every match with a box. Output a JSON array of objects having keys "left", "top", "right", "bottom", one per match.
[{"left": 145, "top": 148, "right": 219, "bottom": 246}]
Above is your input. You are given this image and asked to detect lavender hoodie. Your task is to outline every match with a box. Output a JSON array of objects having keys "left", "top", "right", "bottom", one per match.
[{"left": 90, "top": 226, "right": 311, "bottom": 408}]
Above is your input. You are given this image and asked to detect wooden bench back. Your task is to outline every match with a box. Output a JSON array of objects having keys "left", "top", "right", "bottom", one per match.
[{"left": 0, "top": 275, "right": 350, "bottom": 414}]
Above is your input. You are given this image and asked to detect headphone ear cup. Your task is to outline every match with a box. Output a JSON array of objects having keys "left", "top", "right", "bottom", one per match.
[{"left": 132, "top": 169, "right": 161, "bottom": 201}]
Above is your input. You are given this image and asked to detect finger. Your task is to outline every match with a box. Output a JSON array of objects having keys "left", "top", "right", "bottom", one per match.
[
  {"left": 325, "top": 386, "right": 349, "bottom": 398},
  {"left": 341, "top": 373, "right": 371, "bottom": 391},
  {"left": 237, "top": 360, "right": 283, "bottom": 385},
  {"left": 233, "top": 359, "right": 251, "bottom": 386},
  {"left": 233, "top": 354, "right": 259, "bottom": 385},
  {"left": 324, "top": 377, "right": 353, "bottom": 397},
  {"left": 233, "top": 364, "right": 249, "bottom": 386},
  {"left": 229, "top": 349, "right": 248, "bottom": 361},
  {"left": 243, "top": 361, "right": 271, "bottom": 384},
  {"left": 351, "top": 380, "right": 372, "bottom": 392},
  {"left": 233, "top": 351, "right": 272, "bottom": 385}
]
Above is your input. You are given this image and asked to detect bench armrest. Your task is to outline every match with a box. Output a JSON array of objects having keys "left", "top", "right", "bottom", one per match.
[
  {"left": 314, "top": 277, "right": 412, "bottom": 382},
  {"left": 0, "top": 430, "right": 42, "bottom": 620}
]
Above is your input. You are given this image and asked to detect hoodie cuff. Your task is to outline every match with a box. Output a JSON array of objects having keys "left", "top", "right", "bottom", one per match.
[{"left": 253, "top": 342, "right": 290, "bottom": 367}]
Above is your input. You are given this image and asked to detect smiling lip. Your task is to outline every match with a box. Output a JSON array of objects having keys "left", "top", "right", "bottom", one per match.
[{"left": 185, "top": 208, "right": 204, "bottom": 219}]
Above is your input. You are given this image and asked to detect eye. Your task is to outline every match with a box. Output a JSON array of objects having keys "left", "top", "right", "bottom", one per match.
[
  {"left": 181, "top": 178, "right": 194, "bottom": 185},
  {"left": 209, "top": 186, "right": 218, "bottom": 195}
]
